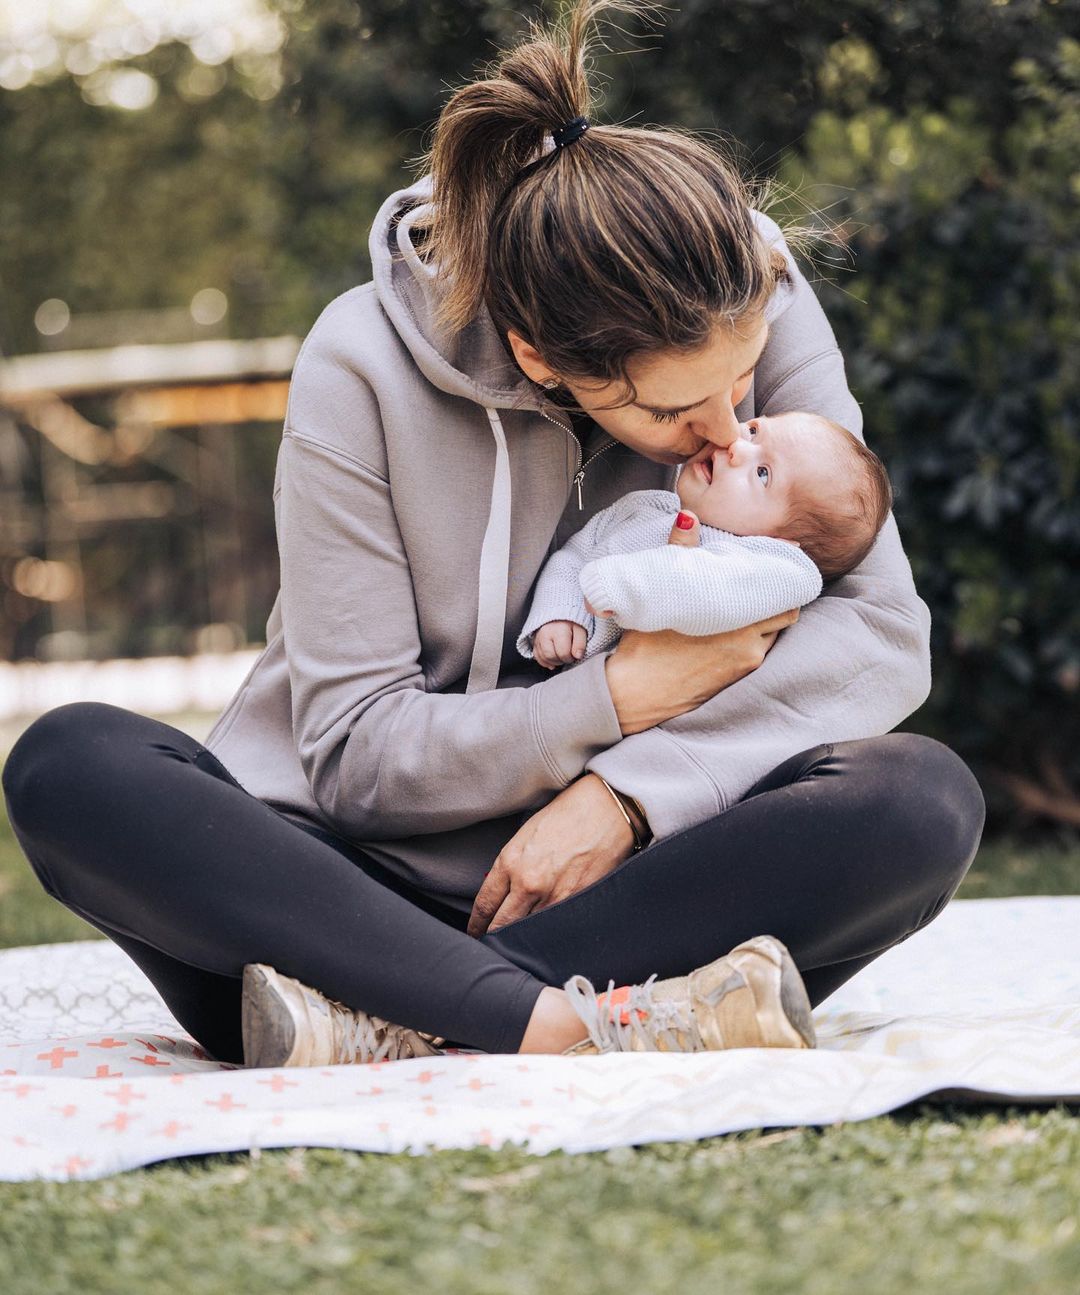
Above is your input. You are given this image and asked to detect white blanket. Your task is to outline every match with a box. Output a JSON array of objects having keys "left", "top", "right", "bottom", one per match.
[{"left": 1, "top": 896, "right": 1077, "bottom": 1181}]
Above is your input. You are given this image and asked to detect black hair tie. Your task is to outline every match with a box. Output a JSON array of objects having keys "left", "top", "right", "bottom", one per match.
[
  {"left": 507, "top": 116, "right": 592, "bottom": 188},
  {"left": 552, "top": 116, "right": 590, "bottom": 149}
]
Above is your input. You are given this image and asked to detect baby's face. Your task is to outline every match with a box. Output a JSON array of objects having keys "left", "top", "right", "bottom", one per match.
[{"left": 676, "top": 412, "right": 847, "bottom": 537}]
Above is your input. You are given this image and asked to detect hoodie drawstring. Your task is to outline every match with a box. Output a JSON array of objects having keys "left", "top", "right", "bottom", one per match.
[{"left": 466, "top": 408, "right": 512, "bottom": 694}]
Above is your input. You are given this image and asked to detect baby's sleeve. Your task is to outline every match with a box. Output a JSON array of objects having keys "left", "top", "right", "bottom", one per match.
[
  {"left": 577, "top": 542, "right": 823, "bottom": 635},
  {"left": 515, "top": 508, "right": 612, "bottom": 659}
]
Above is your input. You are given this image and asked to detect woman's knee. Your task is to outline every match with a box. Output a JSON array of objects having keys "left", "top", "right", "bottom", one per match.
[
  {"left": 2, "top": 702, "right": 136, "bottom": 839},
  {"left": 853, "top": 732, "right": 986, "bottom": 894}
]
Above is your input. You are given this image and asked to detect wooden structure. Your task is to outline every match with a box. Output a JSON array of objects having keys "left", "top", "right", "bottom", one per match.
[{"left": 0, "top": 337, "right": 300, "bottom": 661}]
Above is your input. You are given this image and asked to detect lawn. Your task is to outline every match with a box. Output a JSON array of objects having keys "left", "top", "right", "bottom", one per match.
[{"left": 1, "top": 717, "right": 1078, "bottom": 1295}]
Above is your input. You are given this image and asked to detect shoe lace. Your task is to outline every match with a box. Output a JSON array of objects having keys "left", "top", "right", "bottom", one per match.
[
  {"left": 336, "top": 1009, "right": 439, "bottom": 1064},
  {"left": 563, "top": 974, "right": 705, "bottom": 1053}
]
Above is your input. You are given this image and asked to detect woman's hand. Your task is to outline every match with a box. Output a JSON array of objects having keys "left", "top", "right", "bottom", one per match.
[
  {"left": 604, "top": 508, "right": 800, "bottom": 736},
  {"left": 466, "top": 773, "right": 635, "bottom": 937}
]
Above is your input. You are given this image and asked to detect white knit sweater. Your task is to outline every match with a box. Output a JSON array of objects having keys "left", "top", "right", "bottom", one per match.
[{"left": 516, "top": 489, "right": 823, "bottom": 661}]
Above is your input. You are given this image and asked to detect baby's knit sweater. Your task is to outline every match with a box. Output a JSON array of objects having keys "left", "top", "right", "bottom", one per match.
[{"left": 516, "top": 489, "right": 823, "bottom": 662}]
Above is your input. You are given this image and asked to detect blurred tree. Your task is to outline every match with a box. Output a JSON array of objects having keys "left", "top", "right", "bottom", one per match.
[
  {"left": 785, "top": 30, "right": 1080, "bottom": 827},
  {"left": 0, "top": 42, "right": 286, "bottom": 353}
]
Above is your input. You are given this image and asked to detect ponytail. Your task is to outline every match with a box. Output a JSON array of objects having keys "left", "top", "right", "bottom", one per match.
[{"left": 411, "top": 1, "right": 794, "bottom": 400}]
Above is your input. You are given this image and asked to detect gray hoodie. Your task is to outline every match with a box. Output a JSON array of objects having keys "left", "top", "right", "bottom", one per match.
[{"left": 203, "top": 175, "right": 931, "bottom": 915}]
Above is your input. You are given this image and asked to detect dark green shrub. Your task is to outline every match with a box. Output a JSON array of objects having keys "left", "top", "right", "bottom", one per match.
[{"left": 784, "top": 34, "right": 1080, "bottom": 826}]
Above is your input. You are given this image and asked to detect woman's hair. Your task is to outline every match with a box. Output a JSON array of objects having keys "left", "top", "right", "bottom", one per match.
[{"left": 410, "top": 0, "right": 796, "bottom": 408}]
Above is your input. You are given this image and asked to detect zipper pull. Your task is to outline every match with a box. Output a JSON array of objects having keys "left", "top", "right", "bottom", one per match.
[{"left": 573, "top": 469, "right": 585, "bottom": 510}]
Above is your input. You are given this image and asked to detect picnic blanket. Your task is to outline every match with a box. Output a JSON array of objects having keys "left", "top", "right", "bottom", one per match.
[{"left": 1, "top": 896, "right": 1078, "bottom": 1181}]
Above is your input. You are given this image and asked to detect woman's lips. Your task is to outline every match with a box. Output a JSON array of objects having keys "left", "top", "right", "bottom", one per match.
[{"left": 695, "top": 459, "right": 713, "bottom": 483}]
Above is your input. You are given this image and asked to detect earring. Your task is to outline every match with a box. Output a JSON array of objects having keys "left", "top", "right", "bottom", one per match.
[{"left": 539, "top": 376, "right": 561, "bottom": 390}]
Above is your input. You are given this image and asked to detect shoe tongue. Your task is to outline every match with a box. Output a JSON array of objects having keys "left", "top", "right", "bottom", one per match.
[{"left": 597, "top": 985, "right": 641, "bottom": 1027}]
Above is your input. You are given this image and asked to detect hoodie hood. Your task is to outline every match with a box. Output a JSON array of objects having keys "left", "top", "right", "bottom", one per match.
[{"left": 369, "top": 174, "right": 545, "bottom": 412}]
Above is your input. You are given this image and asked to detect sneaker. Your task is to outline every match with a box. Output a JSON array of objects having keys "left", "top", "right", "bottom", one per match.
[
  {"left": 560, "top": 934, "right": 815, "bottom": 1055},
  {"left": 241, "top": 963, "right": 446, "bottom": 1068}
]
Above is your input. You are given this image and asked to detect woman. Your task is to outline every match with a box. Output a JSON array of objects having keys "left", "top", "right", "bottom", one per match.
[{"left": 2, "top": 1, "right": 984, "bottom": 1066}]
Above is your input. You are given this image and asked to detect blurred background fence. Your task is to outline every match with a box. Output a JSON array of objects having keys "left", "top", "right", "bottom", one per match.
[{"left": 0, "top": 0, "right": 1077, "bottom": 833}]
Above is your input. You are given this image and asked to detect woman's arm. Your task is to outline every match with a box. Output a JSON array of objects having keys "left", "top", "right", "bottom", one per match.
[{"left": 276, "top": 313, "right": 623, "bottom": 842}]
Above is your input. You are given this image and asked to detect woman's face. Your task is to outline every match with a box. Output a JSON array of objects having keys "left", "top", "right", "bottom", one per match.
[{"left": 509, "top": 319, "right": 769, "bottom": 467}]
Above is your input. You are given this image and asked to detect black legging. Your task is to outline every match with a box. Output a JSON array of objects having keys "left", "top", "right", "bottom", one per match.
[{"left": 2, "top": 703, "right": 985, "bottom": 1065}]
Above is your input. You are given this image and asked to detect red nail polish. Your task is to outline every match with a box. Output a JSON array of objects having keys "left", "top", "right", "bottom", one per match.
[{"left": 676, "top": 511, "right": 695, "bottom": 530}]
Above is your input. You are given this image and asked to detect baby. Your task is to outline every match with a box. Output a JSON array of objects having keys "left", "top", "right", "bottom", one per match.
[{"left": 516, "top": 412, "right": 893, "bottom": 669}]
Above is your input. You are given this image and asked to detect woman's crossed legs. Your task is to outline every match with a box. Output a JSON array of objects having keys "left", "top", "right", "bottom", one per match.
[{"left": 1, "top": 703, "right": 985, "bottom": 1065}]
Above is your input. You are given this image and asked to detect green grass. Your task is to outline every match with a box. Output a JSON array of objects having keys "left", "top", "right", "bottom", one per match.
[
  {"left": 0, "top": 1120, "right": 1078, "bottom": 1295},
  {"left": 1, "top": 716, "right": 1079, "bottom": 1294}
]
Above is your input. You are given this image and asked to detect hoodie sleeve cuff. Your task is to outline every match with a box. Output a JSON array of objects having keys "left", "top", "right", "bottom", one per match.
[
  {"left": 529, "top": 648, "right": 624, "bottom": 784},
  {"left": 586, "top": 731, "right": 722, "bottom": 841}
]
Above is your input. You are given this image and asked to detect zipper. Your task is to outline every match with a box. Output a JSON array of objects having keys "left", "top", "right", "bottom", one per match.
[
  {"left": 571, "top": 440, "right": 618, "bottom": 510},
  {"left": 536, "top": 405, "right": 618, "bottom": 510}
]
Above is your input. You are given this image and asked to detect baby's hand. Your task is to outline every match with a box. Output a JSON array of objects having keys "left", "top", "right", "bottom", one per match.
[{"left": 532, "top": 620, "right": 589, "bottom": 669}]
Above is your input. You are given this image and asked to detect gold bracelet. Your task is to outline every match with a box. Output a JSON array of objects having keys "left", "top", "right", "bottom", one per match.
[
  {"left": 621, "top": 792, "right": 651, "bottom": 841},
  {"left": 596, "top": 776, "right": 646, "bottom": 852}
]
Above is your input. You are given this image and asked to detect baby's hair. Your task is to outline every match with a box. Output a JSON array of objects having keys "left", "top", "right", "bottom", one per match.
[{"left": 782, "top": 420, "right": 893, "bottom": 581}]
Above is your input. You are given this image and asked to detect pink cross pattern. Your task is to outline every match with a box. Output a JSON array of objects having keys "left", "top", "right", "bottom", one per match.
[
  {"left": 100, "top": 1111, "right": 140, "bottom": 1134},
  {"left": 92, "top": 1065, "right": 124, "bottom": 1080},
  {"left": 52, "top": 1104, "right": 79, "bottom": 1119},
  {"left": 3, "top": 1083, "right": 42, "bottom": 1099},
  {"left": 36, "top": 1045, "right": 78, "bottom": 1070},
  {"left": 155, "top": 1121, "right": 192, "bottom": 1140},
  {"left": 86, "top": 1037, "right": 127, "bottom": 1050},
  {"left": 54, "top": 1155, "right": 93, "bottom": 1176},
  {"left": 257, "top": 1074, "right": 299, "bottom": 1093},
  {"left": 204, "top": 1092, "right": 246, "bottom": 1112},
  {"left": 105, "top": 1083, "right": 146, "bottom": 1106},
  {"left": 130, "top": 1053, "right": 171, "bottom": 1067}
]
